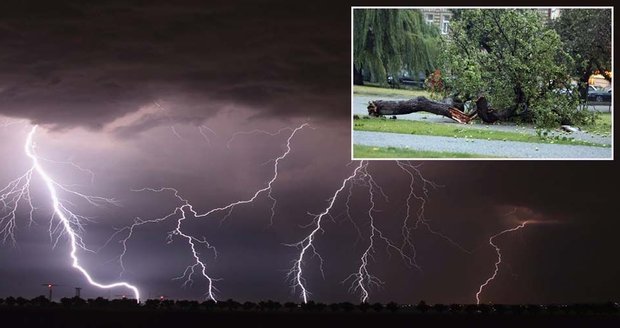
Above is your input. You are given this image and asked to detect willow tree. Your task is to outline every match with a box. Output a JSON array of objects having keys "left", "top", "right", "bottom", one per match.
[
  {"left": 353, "top": 9, "right": 441, "bottom": 85},
  {"left": 439, "top": 9, "right": 594, "bottom": 127}
]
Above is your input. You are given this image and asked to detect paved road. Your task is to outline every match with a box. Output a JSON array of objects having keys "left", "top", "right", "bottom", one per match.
[
  {"left": 354, "top": 130, "right": 612, "bottom": 159},
  {"left": 584, "top": 102, "right": 613, "bottom": 112}
]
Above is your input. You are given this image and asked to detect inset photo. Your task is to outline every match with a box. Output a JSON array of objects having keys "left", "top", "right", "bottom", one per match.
[{"left": 352, "top": 7, "right": 613, "bottom": 159}]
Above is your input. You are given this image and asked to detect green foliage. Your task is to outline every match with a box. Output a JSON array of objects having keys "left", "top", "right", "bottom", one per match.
[
  {"left": 553, "top": 10, "right": 611, "bottom": 76},
  {"left": 581, "top": 112, "right": 611, "bottom": 136},
  {"left": 553, "top": 9, "right": 611, "bottom": 96},
  {"left": 531, "top": 92, "right": 595, "bottom": 128},
  {"left": 353, "top": 9, "right": 441, "bottom": 84},
  {"left": 439, "top": 9, "right": 591, "bottom": 127}
]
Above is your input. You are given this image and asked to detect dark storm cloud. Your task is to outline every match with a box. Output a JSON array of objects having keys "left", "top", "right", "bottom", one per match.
[
  {"left": 449, "top": 162, "right": 615, "bottom": 220},
  {"left": 0, "top": 0, "right": 350, "bottom": 130}
]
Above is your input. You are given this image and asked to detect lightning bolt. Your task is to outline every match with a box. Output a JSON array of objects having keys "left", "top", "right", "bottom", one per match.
[
  {"left": 225, "top": 127, "right": 293, "bottom": 150},
  {"left": 153, "top": 101, "right": 184, "bottom": 140},
  {"left": 109, "top": 123, "right": 309, "bottom": 301},
  {"left": 0, "top": 169, "right": 34, "bottom": 244},
  {"left": 395, "top": 161, "right": 471, "bottom": 263},
  {"left": 343, "top": 163, "right": 416, "bottom": 303},
  {"left": 0, "top": 125, "right": 140, "bottom": 301},
  {"left": 37, "top": 155, "right": 96, "bottom": 186},
  {"left": 475, "top": 220, "right": 529, "bottom": 304},
  {"left": 190, "top": 123, "right": 309, "bottom": 226},
  {"left": 110, "top": 187, "right": 219, "bottom": 301},
  {"left": 0, "top": 118, "right": 28, "bottom": 128},
  {"left": 198, "top": 125, "right": 217, "bottom": 146},
  {"left": 288, "top": 161, "right": 468, "bottom": 303},
  {"left": 286, "top": 161, "right": 365, "bottom": 303},
  {"left": 3, "top": 122, "right": 472, "bottom": 304}
]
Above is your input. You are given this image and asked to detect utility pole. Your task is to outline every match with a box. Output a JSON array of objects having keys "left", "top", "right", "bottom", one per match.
[
  {"left": 75, "top": 287, "right": 82, "bottom": 298},
  {"left": 42, "top": 284, "right": 57, "bottom": 301}
]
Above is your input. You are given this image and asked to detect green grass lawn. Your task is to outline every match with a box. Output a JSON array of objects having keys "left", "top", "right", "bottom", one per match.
[
  {"left": 353, "top": 116, "right": 610, "bottom": 147},
  {"left": 353, "top": 85, "right": 611, "bottom": 146},
  {"left": 580, "top": 112, "right": 612, "bottom": 136},
  {"left": 353, "top": 85, "right": 431, "bottom": 98},
  {"left": 354, "top": 145, "right": 489, "bottom": 158}
]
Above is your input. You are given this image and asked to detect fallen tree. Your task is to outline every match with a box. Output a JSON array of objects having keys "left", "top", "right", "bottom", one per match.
[
  {"left": 367, "top": 97, "right": 474, "bottom": 123},
  {"left": 472, "top": 97, "right": 532, "bottom": 123},
  {"left": 367, "top": 96, "right": 533, "bottom": 124}
]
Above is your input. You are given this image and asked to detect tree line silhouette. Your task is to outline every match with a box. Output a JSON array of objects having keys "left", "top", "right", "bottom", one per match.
[{"left": 1, "top": 296, "right": 619, "bottom": 316}]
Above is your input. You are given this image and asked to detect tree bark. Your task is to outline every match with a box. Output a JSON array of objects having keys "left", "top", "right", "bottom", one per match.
[
  {"left": 367, "top": 96, "right": 533, "bottom": 124},
  {"left": 475, "top": 97, "right": 510, "bottom": 123},
  {"left": 353, "top": 66, "right": 364, "bottom": 85},
  {"left": 474, "top": 97, "right": 532, "bottom": 123},
  {"left": 367, "top": 97, "right": 474, "bottom": 123}
]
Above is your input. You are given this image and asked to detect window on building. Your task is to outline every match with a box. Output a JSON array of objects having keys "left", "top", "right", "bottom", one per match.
[
  {"left": 441, "top": 16, "right": 450, "bottom": 35},
  {"left": 425, "top": 14, "right": 434, "bottom": 25}
]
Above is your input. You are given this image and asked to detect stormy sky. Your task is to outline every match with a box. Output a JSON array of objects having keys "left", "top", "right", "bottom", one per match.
[{"left": 0, "top": 1, "right": 618, "bottom": 304}]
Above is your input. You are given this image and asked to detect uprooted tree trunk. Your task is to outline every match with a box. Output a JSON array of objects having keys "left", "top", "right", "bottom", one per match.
[
  {"left": 367, "top": 96, "right": 530, "bottom": 124},
  {"left": 474, "top": 97, "right": 531, "bottom": 123},
  {"left": 367, "top": 97, "right": 475, "bottom": 123}
]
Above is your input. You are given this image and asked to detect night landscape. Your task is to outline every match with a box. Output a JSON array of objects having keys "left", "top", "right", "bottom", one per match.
[{"left": 0, "top": 1, "right": 617, "bottom": 327}]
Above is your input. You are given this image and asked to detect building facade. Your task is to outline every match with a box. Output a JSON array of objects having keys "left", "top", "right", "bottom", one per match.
[
  {"left": 536, "top": 8, "right": 561, "bottom": 21},
  {"left": 419, "top": 8, "right": 561, "bottom": 36},
  {"left": 419, "top": 8, "right": 452, "bottom": 35}
]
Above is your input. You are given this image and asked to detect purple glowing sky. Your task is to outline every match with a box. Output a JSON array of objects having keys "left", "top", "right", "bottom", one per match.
[{"left": 0, "top": 1, "right": 618, "bottom": 304}]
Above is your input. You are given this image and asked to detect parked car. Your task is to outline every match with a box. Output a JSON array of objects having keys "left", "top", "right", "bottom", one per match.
[
  {"left": 398, "top": 77, "right": 424, "bottom": 88},
  {"left": 387, "top": 75, "right": 398, "bottom": 88},
  {"left": 386, "top": 73, "right": 426, "bottom": 89},
  {"left": 587, "top": 86, "right": 612, "bottom": 102},
  {"left": 554, "top": 87, "right": 574, "bottom": 96}
]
